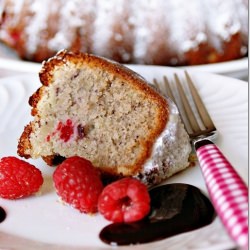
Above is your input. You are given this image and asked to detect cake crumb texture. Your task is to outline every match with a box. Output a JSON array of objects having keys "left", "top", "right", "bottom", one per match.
[{"left": 18, "top": 51, "right": 170, "bottom": 178}]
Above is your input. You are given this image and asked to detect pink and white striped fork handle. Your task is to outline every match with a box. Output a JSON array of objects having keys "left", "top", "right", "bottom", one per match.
[{"left": 194, "top": 139, "right": 248, "bottom": 250}]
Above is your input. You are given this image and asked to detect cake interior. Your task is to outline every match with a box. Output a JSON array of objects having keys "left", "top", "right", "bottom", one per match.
[{"left": 30, "top": 62, "right": 164, "bottom": 175}]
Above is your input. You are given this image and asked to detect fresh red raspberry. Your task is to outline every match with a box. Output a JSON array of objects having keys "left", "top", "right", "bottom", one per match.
[
  {"left": 98, "top": 177, "right": 150, "bottom": 223},
  {"left": 0, "top": 156, "right": 43, "bottom": 199},
  {"left": 53, "top": 156, "right": 103, "bottom": 214}
]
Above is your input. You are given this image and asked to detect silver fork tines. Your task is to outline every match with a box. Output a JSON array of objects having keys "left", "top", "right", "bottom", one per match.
[
  {"left": 154, "top": 71, "right": 216, "bottom": 139},
  {"left": 153, "top": 71, "right": 248, "bottom": 249}
]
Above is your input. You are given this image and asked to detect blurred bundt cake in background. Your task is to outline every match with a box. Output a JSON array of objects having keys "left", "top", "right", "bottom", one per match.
[{"left": 0, "top": 0, "right": 248, "bottom": 66}]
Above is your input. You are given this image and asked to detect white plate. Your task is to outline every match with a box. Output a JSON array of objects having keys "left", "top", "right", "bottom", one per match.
[
  {"left": 0, "top": 43, "right": 248, "bottom": 80},
  {"left": 0, "top": 68, "right": 248, "bottom": 250}
]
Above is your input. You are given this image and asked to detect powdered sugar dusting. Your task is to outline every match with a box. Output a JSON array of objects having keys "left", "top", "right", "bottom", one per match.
[
  {"left": 234, "top": 0, "right": 248, "bottom": 46},
  {"left": 25, "top": 0, "right": 51, "bottom": 54},
  {"left": 92, "top": 0, "right": 124, "bottom": 56},
  {"left": 163, "top": 0, "right": 207, "bottom": 55},
  {"left": 48, "top": 0, "right": 94, "bottom": 51},
  {"left": 10, "top": 0, "right": 25, "bottom": 14},
  {"left": 48, "top": 1, "right": 81, "bottom": 50},
  {"left": 130, "top": 0, "right": 159, "bottom": 63},
  {"left": 203, "top": 0, "right": 241, "bottom": 51}
]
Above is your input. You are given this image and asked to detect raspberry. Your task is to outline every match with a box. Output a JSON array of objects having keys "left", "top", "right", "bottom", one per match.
[
  {"left": 56, "top": 119, "right": 74, "bottom": 142},
  {"left": 0, "top": 157, "right": 43, "bottom": 199},
  {"left": 53, "top": 156, "right": 103, "bottom": 213},
  {"left": 98, "top": 177, "right": 150, "bottom": 223}
]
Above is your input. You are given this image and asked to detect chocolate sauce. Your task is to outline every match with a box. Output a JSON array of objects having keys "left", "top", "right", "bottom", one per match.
[
  {"left": 0, "top": 206, "right": 6, "bottom": 223},
  {"left": 99, "top": 183, "right": 215, "bottom": 245}
]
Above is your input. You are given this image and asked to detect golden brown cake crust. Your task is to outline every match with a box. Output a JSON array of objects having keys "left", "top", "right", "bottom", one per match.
[
  {"left": 17, "top": 123, "right": 32, "bottom": 159},
  {"left": 17, "top": 50, "right": 169, "bottom": 177}
]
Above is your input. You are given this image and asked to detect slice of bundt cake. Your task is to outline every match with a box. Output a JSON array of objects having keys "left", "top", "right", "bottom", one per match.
[{"left": 17, "top": 50, "right": 191, "bottom": 186}]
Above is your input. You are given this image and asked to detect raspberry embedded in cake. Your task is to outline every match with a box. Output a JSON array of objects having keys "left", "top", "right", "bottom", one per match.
[
  {"left": 56, "top": 119, "right": 74, "bottom": 142},
  {"left": 46, "top": 119, "right": 86, "bottom": 143}
]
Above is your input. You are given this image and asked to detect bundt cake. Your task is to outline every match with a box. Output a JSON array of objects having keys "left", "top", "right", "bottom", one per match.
[
  {"left": 17, "top": 50, "right": 191, "bottom": 186},
  {"left": 0, "top": 0, "right": 248, "bottom": 66}
]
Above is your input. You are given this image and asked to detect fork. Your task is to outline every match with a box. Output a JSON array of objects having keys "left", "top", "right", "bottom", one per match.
[{"left": 153, "top": 71, "right": 248, "bottom": 250}]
